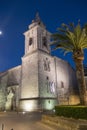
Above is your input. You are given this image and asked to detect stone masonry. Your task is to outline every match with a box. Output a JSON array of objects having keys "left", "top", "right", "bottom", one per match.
[{"left": 0, "top": 14, "right": 79, "bottom": 111}]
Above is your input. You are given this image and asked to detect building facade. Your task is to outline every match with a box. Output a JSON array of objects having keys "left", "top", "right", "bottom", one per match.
[{"left": 0, "top": 14, "right": 79, "bottom": 111}]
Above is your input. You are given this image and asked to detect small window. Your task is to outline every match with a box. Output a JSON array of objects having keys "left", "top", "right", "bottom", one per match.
[
  {"left": 29, "top": 38, "right": 33, "bottom": 45},
  {"left": 61, "top": 81, "right": 64, "bottom": 88},
  {"left": 42, "top": 37, "right": 47, "bottom": 47},
  {"left": 46, "top": 76, "right": 49, "bottom": 80}
]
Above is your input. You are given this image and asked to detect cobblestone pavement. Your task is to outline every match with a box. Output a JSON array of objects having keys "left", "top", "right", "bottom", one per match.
[{"left": 0, "top": 112, "right": 60, "bottom": 130}]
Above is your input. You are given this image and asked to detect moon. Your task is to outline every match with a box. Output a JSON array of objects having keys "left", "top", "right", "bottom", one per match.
[{"left": 0, "top": 31, "right": 2, "bottom": 35}]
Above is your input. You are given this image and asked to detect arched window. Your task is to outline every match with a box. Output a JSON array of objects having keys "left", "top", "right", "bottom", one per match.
[
  {"left": 29, "top": 38, "right": 33, "bottom": 45},
  {"left": 42, "top": 37, "right": 47, "bottom": 47}
]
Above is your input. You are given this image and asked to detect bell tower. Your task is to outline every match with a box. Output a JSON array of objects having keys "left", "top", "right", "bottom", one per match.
[
  {"left": 19, "top": 13, "right": 57, "bottom": 111},
  {"left": 24, "top": 13, "right": 51, "bottom": 55}
]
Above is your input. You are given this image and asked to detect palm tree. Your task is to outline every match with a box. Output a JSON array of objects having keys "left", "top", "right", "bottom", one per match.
[{"left": 51, "top": 22, "right": 87, "bottom": 105}]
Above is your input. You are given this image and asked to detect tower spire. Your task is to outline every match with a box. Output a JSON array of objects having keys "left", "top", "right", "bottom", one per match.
[
  {"left": 30, "top": 12, "right": 46, "bottom": 29},
  {"left": 35, "top": 12, "right": 41, "bottom": 22}
]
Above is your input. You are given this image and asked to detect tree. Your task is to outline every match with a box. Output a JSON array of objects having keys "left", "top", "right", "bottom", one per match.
[
  {"left": 51, "top": 22, "right": 87, "bottom": 105},
  {"left": 84, "top": 64, "right": 87, "bottom": 76}
]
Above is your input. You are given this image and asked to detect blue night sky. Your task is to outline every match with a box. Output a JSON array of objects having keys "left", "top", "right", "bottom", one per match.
[{"left": 0, "top": 0, "right": 87, "bottom": 72}]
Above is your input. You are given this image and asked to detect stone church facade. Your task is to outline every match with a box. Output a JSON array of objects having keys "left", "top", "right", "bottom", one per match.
[{"left": 0, "top": 14, "right": 80, "bottom": 111}]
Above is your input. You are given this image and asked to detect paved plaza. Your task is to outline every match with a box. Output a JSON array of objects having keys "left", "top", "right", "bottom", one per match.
[{"left": 0, "top": 112, "right": 60, "bottom": 130}]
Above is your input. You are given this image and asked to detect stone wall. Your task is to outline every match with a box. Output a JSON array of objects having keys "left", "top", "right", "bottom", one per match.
[
  {"left": 55, "top": 57, "right": 79, "bottom": 105},
  {"left": 7, "top": 65, "right": 21, "bottom": 86},
  {"left": 0, "top": 72, "right": 8, "bottom": 110},
  {"left": 42, "top": 115, "right": 87, "bottom": 130},
  {"left": 21, "top": 52, "right": 39, "bottom": 99},
  {"left": 5, "top": 85, "right": 20, "bottom": 111},
  {"left": 19, "top": 99, "right": 39, "bottom": 111},
  {"left": 38, "top": 51, "right": 57, "bottom": 98},
  {"left": 0, "top": 66, "right": 21, "bottom": 111},
  {"left": 38, "top": 51, "right": 57, "bottom": 110},
  {"left": 38, "top": 51, "right": 79, "bottom": 106}
]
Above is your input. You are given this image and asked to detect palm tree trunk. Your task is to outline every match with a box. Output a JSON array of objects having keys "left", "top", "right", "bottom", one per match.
[{"left": 75, "top": 59, "right": 87, "bottom": 105}]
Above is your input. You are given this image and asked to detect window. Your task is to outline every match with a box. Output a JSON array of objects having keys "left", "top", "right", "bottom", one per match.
[
  {"left": 29, "top": 38, "right": 33, "bottom": 45},
  {"left": 46, "top": 76, "right": 49, "bottom": 80},
  {"left": 42, "top": 37, "right": 47, "bottom": 47},
  {"left": 61, "top": 81, "right": 64, "bottom": 88},
  {"left": 43, "top": 58, "right": 50, "bottom": 71}
]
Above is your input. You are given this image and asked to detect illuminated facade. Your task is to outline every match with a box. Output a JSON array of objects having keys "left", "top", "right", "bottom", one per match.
[{"left": 0, "top": 14, "right": 79, "bottom": 111}]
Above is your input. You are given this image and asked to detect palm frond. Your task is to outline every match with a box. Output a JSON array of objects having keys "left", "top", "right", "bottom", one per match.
[
  {"left": 66, "top": 31, "right": 76, "bottom": 47},
  {"left": 69, "top": 22, "right": 74, "bottom": 31},
  {"left": 74, "top": 23, "right": 81, "bottom": 44},
  {"left": 53, "top": 41, "right": 73, "bottom": 52},
  {"left": 61, "top": 23, "right": 68, "bottom": 29},
  {"left": 51, "top": 22, "right": 87, "bottom": 55},
  {"left": 52, "top": 33, "right": 68, "bottom": 41},
  {"left": 58, "top": 28, "right": 67, "bottom": 33}
]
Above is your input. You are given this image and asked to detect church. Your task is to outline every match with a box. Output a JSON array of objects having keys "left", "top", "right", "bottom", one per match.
[{"left": 0, "top": 14, "right": 80, "bottom": 112}]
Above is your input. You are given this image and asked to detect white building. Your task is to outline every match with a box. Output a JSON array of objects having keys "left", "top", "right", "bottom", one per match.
[{"left": 0, "top": 14, "right": 79, "bottom": 112}]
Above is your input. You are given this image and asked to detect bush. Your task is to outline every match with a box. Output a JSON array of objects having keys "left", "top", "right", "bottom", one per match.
[{"left": 55, "top": 105, "right": 87, "bottom": 120}]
